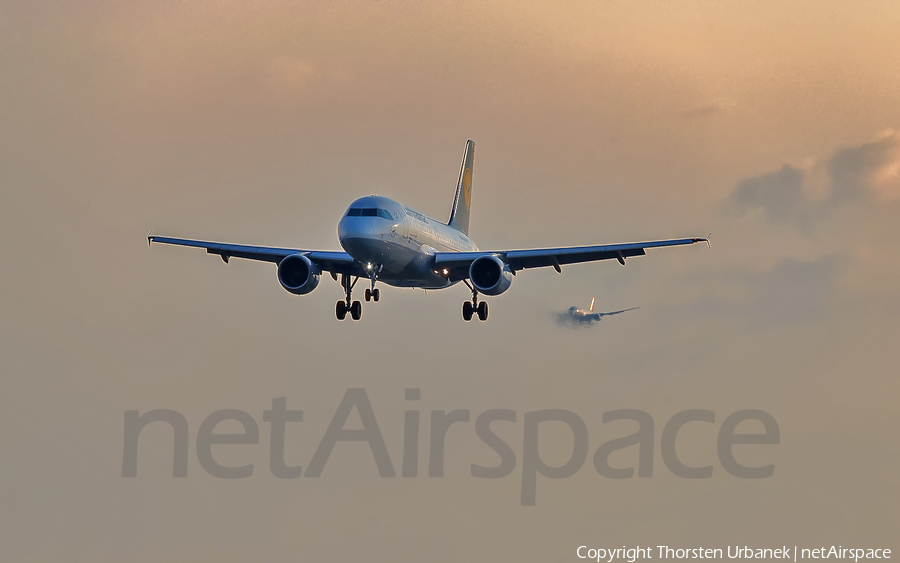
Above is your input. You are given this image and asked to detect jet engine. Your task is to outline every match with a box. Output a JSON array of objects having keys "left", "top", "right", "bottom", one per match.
[
  {"left": 277, "top": 254, "right": 320, "bottom": 295},
  {"left": 469, "top": 255, "right": 513, "bottom": 296}
]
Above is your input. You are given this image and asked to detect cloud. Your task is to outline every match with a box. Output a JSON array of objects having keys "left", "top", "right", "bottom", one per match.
[
  {"left": 736, "top": 256, "right": 839, "bottom": 327},
  {"left": 727, "top": 130, "right": 900, "bottom": 228},
  {"left": 683, "top": 256, "right": 841, "bottom": 331},
  {"left": 264, "top": 56, "right": 318, "bottom": 91},
  {"left": 682, "top": 99, "right": 738, "bottom": 119},
  {"left": 727, "top": 164, "right": 812, "bottom": 226},
  {"left": 720, "top": 132, "right": 900, "bottom": 311},
  {"left": 682, "top": 103, "right": 722, "bottom": 119},
  {"left": 827, "top": 130, "right": 900, "bottom": 202}
]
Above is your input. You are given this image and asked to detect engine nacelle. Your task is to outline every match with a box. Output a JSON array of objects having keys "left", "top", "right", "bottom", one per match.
[
  {"left": 469, "top": 255, "right": 513, "bottom": 296},
  {"left": 277, "top": 254, "right": 320, "bottom": 295}
]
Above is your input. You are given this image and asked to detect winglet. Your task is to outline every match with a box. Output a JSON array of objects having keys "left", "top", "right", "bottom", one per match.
[
  {"left": 706, "top": 233, "right": 712, "bottom": 249},
  {"left": 690, "top": 235, "right": 711, "bottom": 249},
  {"left": 148, "top": 231, "right": 153, "bottom": 248}
]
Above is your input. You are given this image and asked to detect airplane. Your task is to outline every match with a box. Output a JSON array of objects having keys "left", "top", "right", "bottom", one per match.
[
  {"left": 149, "top": 140, "right": 708, "bottom": 322},
  {"left": 559, "top": 298, "right": 639, "bottom": 326}
]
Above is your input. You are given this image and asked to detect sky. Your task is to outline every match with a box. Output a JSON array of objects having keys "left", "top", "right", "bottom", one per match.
[{"left": 1, "top": 1, "right": 898, "bottom": 561}]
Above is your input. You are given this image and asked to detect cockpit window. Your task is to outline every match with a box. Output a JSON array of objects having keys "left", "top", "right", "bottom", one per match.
[{"left": 346, "top": 208, "right": 393, "bottom": 220}]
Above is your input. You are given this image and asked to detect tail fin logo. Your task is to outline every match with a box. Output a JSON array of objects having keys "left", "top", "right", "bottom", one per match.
[{"left": 462, "top": 168, "right": 472, "bottom": 207}]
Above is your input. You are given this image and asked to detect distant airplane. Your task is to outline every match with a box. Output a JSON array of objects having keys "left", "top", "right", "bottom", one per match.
[
  {"left": 149, "top": 140, "right": 707, "bottom": 322},
  {"left": 559, "top": 298, "right": 639, "bottom": 326}
]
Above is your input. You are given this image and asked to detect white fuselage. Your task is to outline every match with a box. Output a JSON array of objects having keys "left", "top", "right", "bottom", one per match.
[{"left": 337, "top": 195, "right": 478, "bottom": 288}]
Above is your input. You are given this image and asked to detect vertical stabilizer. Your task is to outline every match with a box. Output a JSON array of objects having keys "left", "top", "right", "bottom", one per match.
[{"left": 448, "top": 140, "right": 475, "bottom": 235}]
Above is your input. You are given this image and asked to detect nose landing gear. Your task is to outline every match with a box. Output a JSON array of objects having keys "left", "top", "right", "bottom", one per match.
[
  {"left": 462, "top": 281, "right": 488, "bottom": 322},
  {"left": 364, "top": 265, "right": 382, "bottom": 302}
]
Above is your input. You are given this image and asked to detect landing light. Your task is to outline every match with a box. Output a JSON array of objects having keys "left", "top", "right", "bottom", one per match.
[
  {"left": 366, "top": 263, "right": 372, "bottom": 270},
  {"left": 442, "top": 269, "right": 448, "bottom": 275}
]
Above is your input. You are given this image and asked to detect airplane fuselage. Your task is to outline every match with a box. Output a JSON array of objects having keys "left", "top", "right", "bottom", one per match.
[
  {"left": 566, "top": 306, "right": 601, "bottom": 323},
  {"left": 337, "top": 195, "right": 479, "bottom": 289}
]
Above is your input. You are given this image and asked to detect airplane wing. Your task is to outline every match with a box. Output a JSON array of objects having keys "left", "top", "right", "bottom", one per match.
[
  {"left": 433, "top": 237, "right": 708, "bottom": 279},
  {"left": 148, "top": 235, "right": 361, "bottom": 275},
  {"left": 597, "top": 306, "right": 640, "bottom": 317}
]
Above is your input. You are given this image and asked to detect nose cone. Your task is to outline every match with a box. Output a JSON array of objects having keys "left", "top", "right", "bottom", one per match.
[
  {"left": 338, "top": 215, "right": 380, "bottom": 263},
  {"left": 338, "top": 215, "right": 375, "bottom": 242}
]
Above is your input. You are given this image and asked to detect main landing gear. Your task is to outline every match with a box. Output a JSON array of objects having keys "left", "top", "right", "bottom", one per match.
[
  {"left": 462, "top": 281, "right": 488, "bottom": 322},
  {"left": 335, "top": 274, "right": 362, "bottom": 321},
  {"left": 335, "top": 266, "right": 383, "bottom": 321}
]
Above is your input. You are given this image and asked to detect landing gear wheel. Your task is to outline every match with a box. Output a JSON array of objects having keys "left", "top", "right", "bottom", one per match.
[
  {"left": 365, "top": 288, "right": 371, "bottom": 302},
  {"left": 462, "top": 301, "right": 473, "bottom": 321},
  {"left": 372, "top": 288, "right": 380, "bottom": 302},
  {"left": 477, "top": 301, "right": 488, "bottom": 321},
  {"left": 340, "top": 274, "right": 362, "bottom": 319}
]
